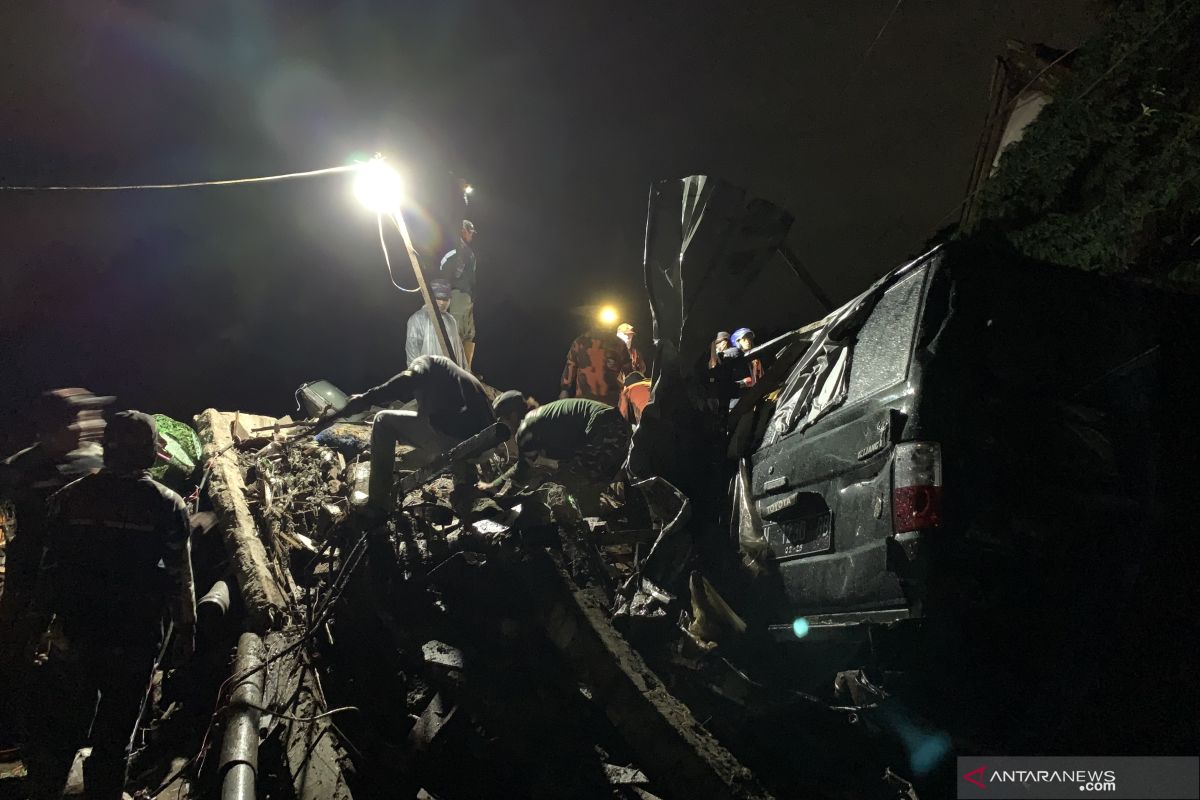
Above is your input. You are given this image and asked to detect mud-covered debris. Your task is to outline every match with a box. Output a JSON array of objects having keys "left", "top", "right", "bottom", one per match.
[
  {"left": 604, "top": 763, "right": 650, "bottom": 785},
  {"left": 408, "top": 693, "right": 461, "bottom": 753},
  {"left": 685, "top": 571, "right": 747, "bottom": 648},
  {"left": 421, "top": 640, "right": 465, "bottom": 675}
]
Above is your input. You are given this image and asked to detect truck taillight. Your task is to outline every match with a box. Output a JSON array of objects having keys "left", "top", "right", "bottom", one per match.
[{"left": 892, "top": 442, "right": 943, "bottom": 533}]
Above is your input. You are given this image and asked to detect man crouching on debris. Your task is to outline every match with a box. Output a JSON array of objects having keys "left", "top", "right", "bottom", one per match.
[
  {"left": 24, "top": 411, "right": 193, "bottom": 800},
  {"left": 325, "top": 354, "right": 494, "bottom": 515},
  {"left": 478, "top": 398, "right": 630, "bottom": 516}
]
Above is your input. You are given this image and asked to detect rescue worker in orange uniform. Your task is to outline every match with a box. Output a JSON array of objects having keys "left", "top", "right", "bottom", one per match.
[
  {"left": 558, "top": 329, "right": 632, "bottom": 407},
  {"left": 617, "top": 371, "right": 652, "bottom": 426}
]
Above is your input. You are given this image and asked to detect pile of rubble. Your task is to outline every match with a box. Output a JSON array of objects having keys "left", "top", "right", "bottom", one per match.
[{"left": 125, "top": 406, "right": 827, "bottom": 800}]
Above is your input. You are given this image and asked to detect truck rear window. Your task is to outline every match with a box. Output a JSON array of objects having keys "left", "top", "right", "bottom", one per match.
[
  {"left": 765, "top": 265, "right": 929, "bottom": 446},
  {"left": 844, "top": 267, "right": 925, "bottom": 404}
]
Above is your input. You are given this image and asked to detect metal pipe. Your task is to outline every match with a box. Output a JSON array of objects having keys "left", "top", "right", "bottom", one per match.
[
  {"left": 220, "top": 632, "right": 266, "bottom": 800},
  {"left": 396, "top": 422, "right": 511, "bottom": 495},
  {"left": 198, "top": 579, "right": 232, "bottom": 635}
]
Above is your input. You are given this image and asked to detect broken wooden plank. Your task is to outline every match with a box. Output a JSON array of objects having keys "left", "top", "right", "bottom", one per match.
[
  {"left": 195, "top": 409, "right": 290, "bottom": 633},
  {"left": 264, "top": 631, "right": 354, "bottom": 800},
  {"left": 527, "top": 549, "right": 773, "bottom": 800}
]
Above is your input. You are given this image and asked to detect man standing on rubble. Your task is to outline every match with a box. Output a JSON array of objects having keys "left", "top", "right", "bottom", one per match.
[
  {"left": 559, "top": 329, "right": 632, "bottom": 407},
  {"left": 438, "top": 220, "right": 478, "bottom": 369},
  {"left": 0, "top": 389, "right": 108, "bottom": 751},
  {"left": 23, "top": 410, "right": 193, "bottom": 800},
  {"left": 479, "top": 398, "right": 630, "bottom": 515},
  {"left": 407, "top": 279, "right": 467, "bottom": 367},
  {"left": 323, "top": 354, "right": 494, "bottom": 514}
]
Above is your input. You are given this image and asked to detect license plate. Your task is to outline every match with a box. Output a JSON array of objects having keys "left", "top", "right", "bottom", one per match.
[{"left": 764, "top": 512, "right": 832, "bottom": 560}]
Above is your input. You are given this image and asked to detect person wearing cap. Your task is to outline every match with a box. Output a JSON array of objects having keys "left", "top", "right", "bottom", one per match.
[
  {"left": 0, "top": 390, "right": 108, "bottom": 610},
  {"left": 617, "top": 371, "right": 652, "bottom": 426},
  {"left": 0, "top": 389, "right": 108, "bottom": 754},
  {"left": 479, "top": 398, "right": 631, "bottom": 516},
  {"left": 730, "top": 328, "right": 763, "bottom": 390},
  {"left": 559, "top": 329, "right": 633, "bottom": 407},
  {"left": 616, "top": 322, "right": 646, "bottom": 375},
  {"left": 492, "top": 390, "right": 535, "bottom": 444},
  {"left": 438, "top": 220, "right": 478, "bottom": 369},
  {"left": 321, "top": 355, "right": 495, "bottom": 514},
  {"left": 703, "top": 332, "right": 738, "bottom": 415},
  {"left": 23, "top": 410, "right": 193, "bottom": 799},
  {"left": 490, "top": 390, "right": 537, "bottom": 472},
  {"left": 708, "top": 331, "right": 732, "bottom": 369},
  {"left": 406, "top": 278, "right": 466, "bottom": 367}
]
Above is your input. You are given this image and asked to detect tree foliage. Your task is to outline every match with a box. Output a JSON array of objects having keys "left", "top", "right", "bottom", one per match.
[{"left": 972, "top": 0, "right": 1200, "bottom": 282}]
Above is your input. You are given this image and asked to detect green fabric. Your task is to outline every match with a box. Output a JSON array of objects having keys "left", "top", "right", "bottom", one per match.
[
  {"left": 148, "top": 414, "right": 202, "bottom": 484},
  {"left": 516, "top": 399, "right": 614, "bottom": 459}
]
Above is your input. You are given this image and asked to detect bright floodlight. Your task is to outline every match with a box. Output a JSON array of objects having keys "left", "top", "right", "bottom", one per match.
[
  {"left": 464, "top": 184, "right": 474, "bottom": 195},
  {"left": 354, "top": 159, "right": 404, "bottom": 213},
  {"left": 598, "top": 305, "right": 619, "bottom": 326}
]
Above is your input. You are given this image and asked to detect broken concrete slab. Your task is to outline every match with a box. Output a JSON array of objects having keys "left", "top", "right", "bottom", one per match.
[{"left": 528, "top": 549, "right": 773, "bottom": 800}]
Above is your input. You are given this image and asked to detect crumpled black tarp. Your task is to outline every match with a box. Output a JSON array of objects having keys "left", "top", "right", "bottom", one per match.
[
  {"left": 628, "top": 176, "right": 793, "bottom": 490},
  {"left": 625, "top": 177, "right": 792, "bottom": 594}
]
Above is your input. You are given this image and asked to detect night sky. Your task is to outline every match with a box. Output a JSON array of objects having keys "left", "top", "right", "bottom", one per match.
[{"left": 1, "top": 1, "right": 1096, "bottom": 448}]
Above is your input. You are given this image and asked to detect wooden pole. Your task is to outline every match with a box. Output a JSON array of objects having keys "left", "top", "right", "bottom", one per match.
[
  {"left": 777, "top": 245, "right": 834, "bottom": 313},
  {"left": 391, "top": 210, "right": 458, "bottom": 366},
  {"left": 194, "top": 409, "right": 290, "bottom": 632}
]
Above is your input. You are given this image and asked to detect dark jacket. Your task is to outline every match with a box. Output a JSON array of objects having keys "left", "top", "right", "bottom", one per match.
[
  {"left": 39, "top": 470, "right": 190, "bottom": 642},
  {"left": 728, "top": 350, "right": 764, "bottom": 390},
  {"left": 343, "top": 355, "right": 494, "bottom": 440},
  {"left": 503, "top": 399, "right": 629, "bottom": 487},
  {"left": 438, "top": 238, "right": 477, "bottom": 296},
  {"left": 0, "top": 443, "right": 103, "bottom": 599}
]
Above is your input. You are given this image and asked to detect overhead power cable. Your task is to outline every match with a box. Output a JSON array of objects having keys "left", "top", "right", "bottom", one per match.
[
  {"left": 846, "top": 0, "right": 904, "bottom": 85},
  {"left": 0, "top": 163, "right": 360, "bottom": 192},
  {"left": 377, "top": 213, "right": 421, "bottom": 293},
  {"left": 0, "top": 157, "right": 427, "bottom": 297}
]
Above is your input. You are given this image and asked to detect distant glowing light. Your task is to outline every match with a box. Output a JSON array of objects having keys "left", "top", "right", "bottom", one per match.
[
  {"left": 791, "top": 617, "right": 810, "bottom": 639},
  {"left": 464, "top": 184, "right": 474, "bottom": 195},
  {"left": 598, "top": 305, "right": 619, "bottom": 326},
  {"left": 353, "top": 159, "right": 405, "bottom": 213}
]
